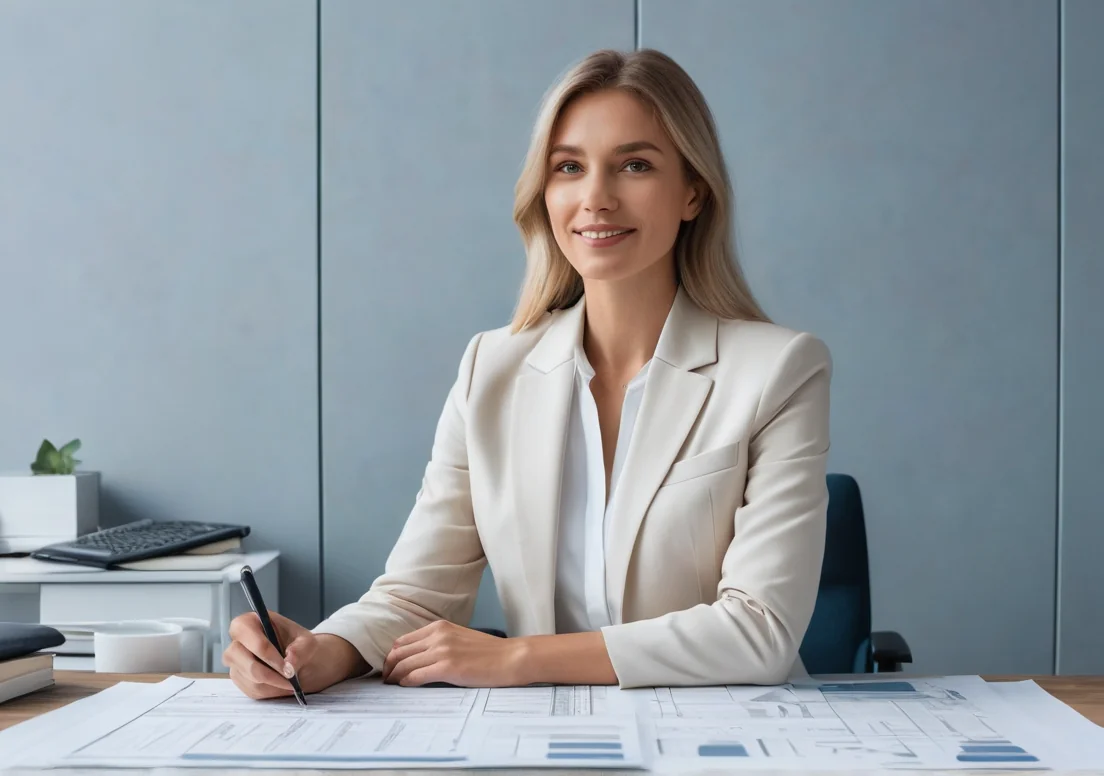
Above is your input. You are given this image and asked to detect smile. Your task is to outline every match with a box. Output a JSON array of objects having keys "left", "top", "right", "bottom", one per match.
[
  {"left": 574, "top": 228, "right": 636, "bottom": 247},
  {"left": 577, "top": 229, "right": 633, "bottom": 239}
]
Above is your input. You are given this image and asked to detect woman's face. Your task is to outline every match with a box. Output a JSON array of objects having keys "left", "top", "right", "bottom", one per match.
[{"left": 544, "top": 89, "right": 702, "bottom": 285}]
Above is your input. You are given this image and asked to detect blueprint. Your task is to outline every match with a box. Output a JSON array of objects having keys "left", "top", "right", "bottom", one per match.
[
  {"left": 625, "top": 674, "right": 1104, "bottom": 771},
  {"left": 3, "top": 674, "right": 1102, "bottom": 771},
  {"left": 0, "top": 677, "right": 644, "bottom": 770}
]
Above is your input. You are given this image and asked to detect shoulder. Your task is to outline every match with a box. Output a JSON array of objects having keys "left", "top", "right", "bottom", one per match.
[
  {"left": 716, "top": 318, "right": 832, "bottom": 377},
  {"left": 712, "top": 319, "right": 832, "bottom": 425},
  {"left": 450, "top": 309, "right": 566, "bottom": 394}
]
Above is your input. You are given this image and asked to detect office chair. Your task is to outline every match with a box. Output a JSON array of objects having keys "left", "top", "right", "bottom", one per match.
[{"left": 798, "top": 473, "right": 912, "bottom": 674}]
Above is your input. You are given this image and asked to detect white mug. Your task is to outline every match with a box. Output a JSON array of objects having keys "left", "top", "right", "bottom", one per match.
[
  {"left": 93, "top": 621, "right": 183, "bottom": 673},
  {"left": 159, "top": 617, "right": 210, "bottom": 673}
]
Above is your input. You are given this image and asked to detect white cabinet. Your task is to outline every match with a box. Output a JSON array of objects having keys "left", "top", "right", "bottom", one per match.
[{"left": 0, "top": 551, "right": 279, "bottom": 672}]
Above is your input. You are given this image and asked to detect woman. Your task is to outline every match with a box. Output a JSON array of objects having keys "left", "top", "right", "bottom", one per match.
[{"left": 223, "top": 48, "right": 831, "bottom": 696}]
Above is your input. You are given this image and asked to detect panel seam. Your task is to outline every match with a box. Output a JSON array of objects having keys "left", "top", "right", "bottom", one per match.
[
  {"left": 634, "top": 0, "right": 640, "bottom": 49},
  {"left": 1054, "top": 0, "right": 1065, "bottom": 676},
  {"left": 316, "top": 0, "right": 325, "bottom": 623}
]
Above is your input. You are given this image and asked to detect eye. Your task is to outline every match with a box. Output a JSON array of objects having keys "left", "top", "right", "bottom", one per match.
[
  {"left": 625, "top": 160, "right": 652, "bottom": 173},
  {"left": 554, "top": 162, "right": 582, "bottom": 174}
]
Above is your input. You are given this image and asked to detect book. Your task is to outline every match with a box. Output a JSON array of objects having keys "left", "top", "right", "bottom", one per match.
[
  {"left": 0, "top": 652, "right": 52, "bottom": 683},
  {"left": 0, "top": 653, "right": 54, "bottom": 704}
]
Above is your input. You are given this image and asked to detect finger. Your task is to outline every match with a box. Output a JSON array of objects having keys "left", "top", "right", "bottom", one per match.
[
  {"left": 223, "top": 641, "right": 289, "bottom": 690},
  {"left": 233, "top": 614, "right": 292, "bottom": 675},
  {"left": 227, "top": 614, "right": 254, "bottom": 643},
  {"left": 382, "top": 639, "right": 429, "bottom": 680},
  {"left": 391, "top": 625, "right": 429, "bottom": 649},
  {"left": 223, "top": 641, "right": 292, "bottom": 693},
  {"left": 387, "top": 646, "right": 440, "bottom": 686},
  {"left": 229, "top": 666, "right": 290, "bottom": 700},
  {"left": 282, "top": 634, "right": 316, "bottom": 676},
  {"left": 400, "top": 663, "right": 448, "bottom": 687},
  {"left": 267, "top": 611, "right": 304, "bottom": 643},
  {"left": 267, "top": 610, "right": 294, "bottom": 628}
]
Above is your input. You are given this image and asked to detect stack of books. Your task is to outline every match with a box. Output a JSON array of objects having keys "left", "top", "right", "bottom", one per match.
[{"left": 0, "top": 623, "right": 64, "bottom": 704}]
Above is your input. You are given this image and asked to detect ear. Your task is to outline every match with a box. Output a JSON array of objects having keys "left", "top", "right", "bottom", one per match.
[{"left": 682, "top": 181, "right": 705, "bottom": 221}]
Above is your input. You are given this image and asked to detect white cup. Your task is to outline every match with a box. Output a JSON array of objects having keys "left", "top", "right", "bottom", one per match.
[
  {"left": 93, "top": 621, "right": 183, "bottom": 673},
  {"left": 160, "top": 617, "right": 210, "bottom": 673}
]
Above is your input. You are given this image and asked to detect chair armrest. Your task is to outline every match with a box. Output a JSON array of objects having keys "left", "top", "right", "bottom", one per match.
[
  {"left": 870, "top": 631, "right": 912, "bottom": 672},
  {"left": 475, "top": 627, "right": 507, "bottom": 639}
]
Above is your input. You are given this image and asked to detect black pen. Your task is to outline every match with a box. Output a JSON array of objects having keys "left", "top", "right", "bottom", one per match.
[{"left": 239, "top": 564, "right": 307, "bottom": 707}]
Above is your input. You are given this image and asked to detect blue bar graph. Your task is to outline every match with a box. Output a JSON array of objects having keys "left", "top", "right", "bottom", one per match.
[
  {"left": 957, "top": 754, "right": 1040, "bottom": 763},
  {"left": 548, "top": 742, "right": 623, "bottom": 750},
  {"left": 546, "top": 739, "right": 624, "bottom": 761},
  {"left": 819, "top": 682, "right": 916, "bottom": 693},
  {"left": 957, "top": 743, "right": 1038, "bottom": 763},
  {"left": 698, "top": 744, "right": 749, "bottom": 757}
]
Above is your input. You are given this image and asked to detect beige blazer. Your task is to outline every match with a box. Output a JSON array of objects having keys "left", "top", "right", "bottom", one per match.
[{"left": 314, "top": 286, "right": 832, "bottom": 688}]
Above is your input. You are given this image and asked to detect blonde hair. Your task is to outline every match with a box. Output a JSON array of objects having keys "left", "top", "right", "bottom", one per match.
[{"left": 510, "top": 48, "right": 771, "bottom": 332}]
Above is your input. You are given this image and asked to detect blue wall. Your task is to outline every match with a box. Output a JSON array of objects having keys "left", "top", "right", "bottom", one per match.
[{"left": 0, "top": 0, "right": 320, "bottom": 623}]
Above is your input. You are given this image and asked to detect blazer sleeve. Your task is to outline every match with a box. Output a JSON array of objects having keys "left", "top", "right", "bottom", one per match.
[
  {"left": 311, "top": 332, "right": 487, "bottom": 674},
  {"left": 600, "top": 331, "right": 831, "bottom": 688}
]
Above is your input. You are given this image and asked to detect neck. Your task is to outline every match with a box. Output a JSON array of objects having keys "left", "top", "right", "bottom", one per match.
[{"left": 581, "top": 259, "right": 677, "bottom": 377}]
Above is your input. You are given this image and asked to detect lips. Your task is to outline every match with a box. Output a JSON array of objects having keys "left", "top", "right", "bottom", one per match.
[
  {"left": 574, "top": 228, "right": 637, "bottom": 248},
  {"left": 574, "top": 224, "right": 635, "bottom": 236}
]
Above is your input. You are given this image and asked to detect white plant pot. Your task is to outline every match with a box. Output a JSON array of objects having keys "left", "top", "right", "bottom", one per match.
[{"left": 0, "top": 471, "right": 100, "bottom": 553}]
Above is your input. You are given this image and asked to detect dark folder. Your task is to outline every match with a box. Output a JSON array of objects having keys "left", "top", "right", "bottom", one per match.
[{"left": 0, "top": 623, "right": 65, "bottom": 662}]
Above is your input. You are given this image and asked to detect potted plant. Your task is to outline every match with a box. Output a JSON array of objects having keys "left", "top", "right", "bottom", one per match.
[{"left": 0, "top": 439, "right": 100, "bottom": 553}]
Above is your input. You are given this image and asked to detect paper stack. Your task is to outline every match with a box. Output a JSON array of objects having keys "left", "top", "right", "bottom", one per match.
[
  {"left": 2, "top": 674, "right": 1103, "bottom": 770},
  {"left": 114, "top": 536, "right": 244, "bottom": 571},
  {"left": 0, "top": 623, "right": 64, "bottom": 704},
  {"left": 0, "top": 654, "right": 53, "bottom": 704}
]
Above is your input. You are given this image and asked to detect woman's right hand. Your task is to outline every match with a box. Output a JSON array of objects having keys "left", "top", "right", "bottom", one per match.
[{"left": 223, "top": 610, "right": 365, "bottom": 699}]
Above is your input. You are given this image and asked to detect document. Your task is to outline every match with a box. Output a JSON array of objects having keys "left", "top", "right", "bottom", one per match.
[
  {"left": 623, "top": 674, "right": 1104, "bottom": 771},
  {"left": 2, "top": 674, "right": 1102, "bottom": 771},
  {"left": 0, "top": 676, "right": 645, "bottom": 770}
]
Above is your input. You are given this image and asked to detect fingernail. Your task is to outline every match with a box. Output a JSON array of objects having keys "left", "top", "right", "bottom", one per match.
[{"left": 283, "top": 662, "right": 294, "bottom": 678}]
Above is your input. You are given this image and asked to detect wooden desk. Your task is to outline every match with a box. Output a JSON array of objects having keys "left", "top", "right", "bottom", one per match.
[{"left": 2, "top": 672, "right": 1102, "bottom": 773}]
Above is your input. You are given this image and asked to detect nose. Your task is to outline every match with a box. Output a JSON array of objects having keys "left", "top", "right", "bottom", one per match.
[{"left": 582, "top": 169, "right": 617, "bottom": 213}]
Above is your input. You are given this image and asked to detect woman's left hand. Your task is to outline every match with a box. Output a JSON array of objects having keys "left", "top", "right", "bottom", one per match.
[{"left": 382, "top": 621, "right": 528, "bottom": 687}]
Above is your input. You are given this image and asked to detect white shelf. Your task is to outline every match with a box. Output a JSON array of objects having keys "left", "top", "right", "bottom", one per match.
[
  {"left": 0, "top": 550, "right": 279, "bottom": 584},
  {"left": 0, "top": 550, "right": 279, "bottom": 675}
]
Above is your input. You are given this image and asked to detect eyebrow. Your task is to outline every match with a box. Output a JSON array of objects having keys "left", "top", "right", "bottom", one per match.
[{"left": 548, "top": 140, "right": 664, "bottom": 157}]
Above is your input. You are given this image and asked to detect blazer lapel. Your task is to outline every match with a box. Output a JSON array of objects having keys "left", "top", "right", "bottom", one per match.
[
  {"left": 510, "top": 297, "right": 585, "bottom": 634},
  {"left": 604, "top": 287, "right": 719, "bottom": 623}
]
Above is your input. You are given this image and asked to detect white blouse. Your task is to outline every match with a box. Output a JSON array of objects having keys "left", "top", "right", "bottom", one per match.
[{"left": 554, "top": 343, "right": 652, "bottom": 633}]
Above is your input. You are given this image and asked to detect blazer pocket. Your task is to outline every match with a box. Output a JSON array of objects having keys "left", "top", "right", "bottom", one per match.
[{"left": 661, "top": 442, "right": 740, "bottom": 488}]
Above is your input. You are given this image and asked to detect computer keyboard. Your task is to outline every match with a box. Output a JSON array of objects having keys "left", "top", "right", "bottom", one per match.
[{"left": 30, "top": 519, "right": 250, "bottom": 568}]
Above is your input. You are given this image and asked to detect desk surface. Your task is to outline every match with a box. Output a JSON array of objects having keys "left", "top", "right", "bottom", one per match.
[{"left": 2, "top": 672, "right": 1102, "bottom": 774}]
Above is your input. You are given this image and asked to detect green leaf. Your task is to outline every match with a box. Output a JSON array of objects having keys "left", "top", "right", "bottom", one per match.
[
  {"left": 30, "top": 439, "right": 83, "bottom": 474},
  {"left": 34, "top": 439, "right": 57, "bottom": 465},
  {"left": 58, "top": 448, "right": 80, "bottom": 474},
  {"left": 59, "top": 439, "right": 82, "bottom": 457}
]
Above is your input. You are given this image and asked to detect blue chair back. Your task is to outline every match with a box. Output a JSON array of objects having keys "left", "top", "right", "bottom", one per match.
[{"left": 798, "top": 473, "right": 873, "bottom": 674}]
